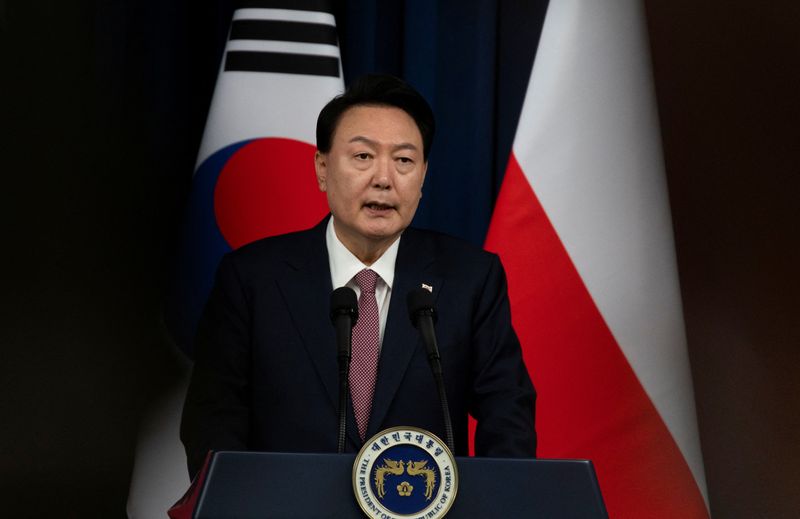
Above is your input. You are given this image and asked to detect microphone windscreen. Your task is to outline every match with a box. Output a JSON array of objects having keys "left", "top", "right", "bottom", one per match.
[
  {"left": 407, "top": 287, "right": 435, "bottom": 326},
  {"left": 330, "top": 287, "right": 358, "bottom": 322}
]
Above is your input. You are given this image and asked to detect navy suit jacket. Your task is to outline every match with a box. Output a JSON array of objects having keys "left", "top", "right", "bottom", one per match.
[{"left": 181, "top": 218, "right": 536, "bottom": 477}]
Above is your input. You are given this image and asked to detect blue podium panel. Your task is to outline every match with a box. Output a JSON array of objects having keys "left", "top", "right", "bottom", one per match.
[
  {"left": 450, "top": 457, "right": 607, "bottom": 518},
  {"left": 193, "top": 452, "right": 607, "bottom": 518},
  {"left": 194, "top": 452, "right": 360, "bottom": 519}
]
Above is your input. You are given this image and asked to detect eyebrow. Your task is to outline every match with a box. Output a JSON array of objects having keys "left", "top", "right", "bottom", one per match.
[{"left": 348, "top": 135, "right": 419, "bottom": 152}]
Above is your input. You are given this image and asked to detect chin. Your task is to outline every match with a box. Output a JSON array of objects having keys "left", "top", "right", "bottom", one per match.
[{"left": 363, "top": 225, "right": 403, "bottom": 242}]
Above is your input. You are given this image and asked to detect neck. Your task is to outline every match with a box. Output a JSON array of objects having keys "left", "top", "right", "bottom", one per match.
[{"left": 333, "top": 225, "right": 398, "bottom": 266}]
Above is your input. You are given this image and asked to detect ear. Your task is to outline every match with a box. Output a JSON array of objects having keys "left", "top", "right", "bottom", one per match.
[{"left": 314, "top": 150, "right": 327, "bottom": 192}]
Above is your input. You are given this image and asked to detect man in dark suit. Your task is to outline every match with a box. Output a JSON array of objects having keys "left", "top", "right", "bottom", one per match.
[{"left": 181, "top": 75, "right": 536, "bottom": 478}]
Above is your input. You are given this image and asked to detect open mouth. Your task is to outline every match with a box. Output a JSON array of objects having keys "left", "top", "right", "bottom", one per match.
[{"left": 364, "top": 202, "right": 394, "bottom": 212}]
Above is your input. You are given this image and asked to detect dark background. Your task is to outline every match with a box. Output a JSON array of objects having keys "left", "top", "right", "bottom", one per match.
[{"left": 1, "top": 1, "right": 798, "bottom": 517}]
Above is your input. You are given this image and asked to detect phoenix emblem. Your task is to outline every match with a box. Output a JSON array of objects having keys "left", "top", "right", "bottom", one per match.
[
  {"left": 406, "top": 460, "right": 437, "bottom": 500},
  {"left": 374, "top": 459, "right": 405, "bottom": 498}
]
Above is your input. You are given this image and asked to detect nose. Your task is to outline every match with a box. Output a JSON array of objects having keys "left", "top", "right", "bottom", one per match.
[{"left": 372, "top": 157, "right": 393, "bottom": 190}]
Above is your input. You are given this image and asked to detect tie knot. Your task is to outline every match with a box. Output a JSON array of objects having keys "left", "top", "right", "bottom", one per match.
[{"left": 355, "top": 268, "right": 378, "bottom": 294}]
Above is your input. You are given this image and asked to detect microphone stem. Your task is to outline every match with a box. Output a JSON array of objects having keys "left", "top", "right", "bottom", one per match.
[
  {"left": 330, "top": 287, "right": 358, "bottom": 455},
  {"left": 420, "top": 317, "right": 455, "bottom": 453},
  {"left": 334, "top": 313, "right": 353, "bottom": 454},
  {"left": 429, "top": 356, "right": 455, "bottom": 453},
  {"left": 337, "top": 358, "right": 350, "bottom": 454}
]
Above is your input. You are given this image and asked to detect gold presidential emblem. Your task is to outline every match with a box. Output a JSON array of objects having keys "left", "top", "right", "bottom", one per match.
[
  {"left": 375, "top": 459, "right": 405, "bottom": 498},
  {"left": 353, "top": 427, "right": 458, "bottom": 518},
  {"left": 406, "top": 460, "right": 437, "bottom": 500},
  {"left": 373, "top": 459, "right": 437, "bottom": 501}
]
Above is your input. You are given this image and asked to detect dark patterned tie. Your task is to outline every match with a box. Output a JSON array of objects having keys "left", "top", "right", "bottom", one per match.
[{"left": 350, "top": 268, "right": 380, "bottom": 440}]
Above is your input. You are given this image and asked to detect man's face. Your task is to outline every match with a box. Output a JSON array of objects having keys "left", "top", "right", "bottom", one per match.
[{"left": 315, "top": 105, "right": 427, "bottom": 257}]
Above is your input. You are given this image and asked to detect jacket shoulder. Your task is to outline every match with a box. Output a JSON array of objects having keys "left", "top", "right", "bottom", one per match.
[
  {"left": 404, "top": 227, "right": 499, "bottom": 265},
  {"left": 223, "top": 223, "right": 325, "bottom": 273}
]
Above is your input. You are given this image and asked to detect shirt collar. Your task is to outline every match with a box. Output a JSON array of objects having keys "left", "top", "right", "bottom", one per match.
[{"left": 326, "top": 216, "right": 399, "bottom": 290}]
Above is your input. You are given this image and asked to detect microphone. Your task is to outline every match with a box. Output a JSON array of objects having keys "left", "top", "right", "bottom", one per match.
[
  {"left": 407, "top": 288, "right": 440, "bottom": 362},
  {"left": 407, "top": 288, "right": 454, "bottom": 453},
  {"left": 330, "top": 287, "right": 358, "bottom": 453},
  {"left": 330, "top": 287, "right": 359, "bottom": 362}
]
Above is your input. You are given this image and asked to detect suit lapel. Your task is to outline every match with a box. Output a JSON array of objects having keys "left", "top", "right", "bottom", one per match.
[
  {"left": 276, "top": 218, "right": 365, "bottom": 448},
  {"left": 367, "top": 229, "right": 443, "bottom": 437},
  {"left": 275, "top": 220, "right": 339, "bottom": 415}
]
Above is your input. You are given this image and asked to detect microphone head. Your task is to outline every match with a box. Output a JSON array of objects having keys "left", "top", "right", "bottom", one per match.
[
  {"left": 407, "top": 287, "right": 437, "bottom": 327},
  {"left": 330, "top": 287, "right": 358, "bottom": 325}
]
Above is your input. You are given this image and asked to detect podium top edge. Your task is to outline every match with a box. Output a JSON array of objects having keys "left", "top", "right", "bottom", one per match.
[{"left": 211, "top": 451, "right": 595, "bottom": 465}]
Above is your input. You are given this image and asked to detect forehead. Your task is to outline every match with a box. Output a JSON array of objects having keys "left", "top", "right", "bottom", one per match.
[{"left": 332, "top": 104, "right": 422, "bottom": 146}]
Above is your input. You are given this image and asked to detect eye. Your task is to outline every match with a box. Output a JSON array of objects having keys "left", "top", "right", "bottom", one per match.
[
  {"left": 396, "top": 156, "right": 414, "bottom": 165},
  {"left": 354, "top": 152, "right": 372, "bottom": 160}
]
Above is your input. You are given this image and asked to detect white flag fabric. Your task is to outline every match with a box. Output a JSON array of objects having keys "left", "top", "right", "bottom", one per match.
[
  {"left": 197, "top": 7, "right": 343, "bottom": 166},
  {"left": 485, "top": 1, "right": 710, "bottom": 517}
]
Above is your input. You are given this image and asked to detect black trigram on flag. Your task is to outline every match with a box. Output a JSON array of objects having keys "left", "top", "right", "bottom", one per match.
[{"left": 224, "top": 0, "right": 340, "bottom": 77}]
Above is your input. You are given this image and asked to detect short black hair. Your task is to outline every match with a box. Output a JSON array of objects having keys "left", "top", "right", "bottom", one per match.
[{"left": 316, "top": 74, "right": 435, "bottom": 161}]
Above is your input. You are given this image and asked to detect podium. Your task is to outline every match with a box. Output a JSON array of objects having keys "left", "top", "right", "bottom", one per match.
[{"left": 179, "top": 451, "right": 607, "bottom": 518}]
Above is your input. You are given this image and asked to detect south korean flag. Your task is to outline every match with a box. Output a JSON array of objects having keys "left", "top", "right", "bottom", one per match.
[
  {"left": 171, "top": 0, "right": 345, "bottom": 355},
  {"left": 129, "top": 3, "right": 344, "bottom": 517}
]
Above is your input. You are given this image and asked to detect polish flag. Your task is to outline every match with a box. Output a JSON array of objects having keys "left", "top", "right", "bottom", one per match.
[{"left": 484, "top": 1, "right": 710, "bottom": 517}]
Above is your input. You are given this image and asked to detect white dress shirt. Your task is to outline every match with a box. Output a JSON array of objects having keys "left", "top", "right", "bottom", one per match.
[{"left": 326, "top": 217, "right": 399, "bottom": 347}]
